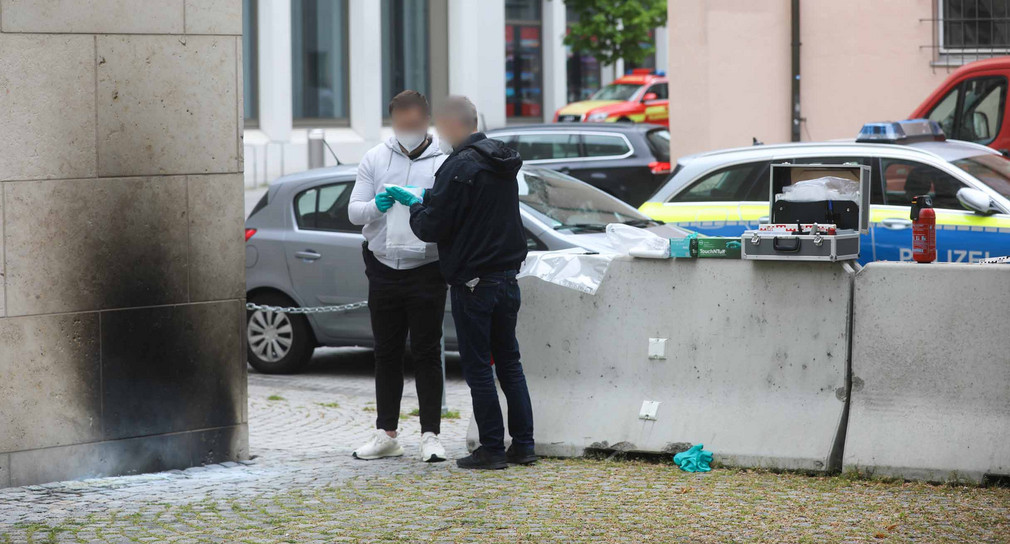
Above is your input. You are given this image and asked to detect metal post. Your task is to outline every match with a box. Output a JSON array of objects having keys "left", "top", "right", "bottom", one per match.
[
  {"left": 791, "top": 0, "right": 802, "bottom": 142},
  {"left": 308, "top": 129, "right": 325, "bottom": 169}
]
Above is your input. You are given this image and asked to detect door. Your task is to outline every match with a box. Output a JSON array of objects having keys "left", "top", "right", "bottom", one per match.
[
  {"left": 641, "top": 82, "right": 669, "bottom": 126},
  {"left": 872, "top": 158, "right": 1010, "bottom": 262},
  {"left": 568, "top": 133, "right": 641, "bottom": 204},
  {"left": 284, "top": 182, "right": 372, "bottom": 343}
]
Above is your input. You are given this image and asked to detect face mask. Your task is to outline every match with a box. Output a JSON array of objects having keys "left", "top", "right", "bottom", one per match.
[
  {"left": 395, "top": 131, "right": 426, "bottom": 153},
  {"left": 437, "top": 138, "right": 454, "bottom": 155}
]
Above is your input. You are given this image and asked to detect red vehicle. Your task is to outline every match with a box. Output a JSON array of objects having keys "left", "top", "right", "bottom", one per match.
[
  {"left": 553, "top": 69, "right": 669, "bottom": 126},
  {"left": 912, "top": 57, "right": 1010, "bottom": 153}
]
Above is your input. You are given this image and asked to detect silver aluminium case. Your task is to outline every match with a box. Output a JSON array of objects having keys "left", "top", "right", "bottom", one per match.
[{"left": 742, "top": 163, "right": 870, "bottom": 262}]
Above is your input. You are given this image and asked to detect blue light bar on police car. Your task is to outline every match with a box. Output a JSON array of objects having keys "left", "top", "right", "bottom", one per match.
[{"left": 856, "top": 119, "right": 945, "bottom": 144}]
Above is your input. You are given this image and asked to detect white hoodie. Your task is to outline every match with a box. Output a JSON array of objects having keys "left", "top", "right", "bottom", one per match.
[{"left": 348, "top": 135, "right": 447, "bottom": 270}]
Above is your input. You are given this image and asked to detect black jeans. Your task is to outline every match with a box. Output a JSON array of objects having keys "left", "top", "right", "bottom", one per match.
[
  {"left": 450, "top": 270, "right": 534, "bottom": 454},
  {"left": 364, "top": 248, "right": 447, "bottom": 435}
]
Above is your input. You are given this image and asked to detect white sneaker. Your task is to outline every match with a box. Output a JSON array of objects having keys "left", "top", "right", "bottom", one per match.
[
  {"left": 420, "top": 432, "right": 447, "bottom": 463},
  {"left": 352, "top": 429, "right": 404, "bottom": 460}
]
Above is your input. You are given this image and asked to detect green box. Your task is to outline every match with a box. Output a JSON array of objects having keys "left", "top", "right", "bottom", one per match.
[{"left": 695, "top": 237, "right": 742, "bottom": 259}]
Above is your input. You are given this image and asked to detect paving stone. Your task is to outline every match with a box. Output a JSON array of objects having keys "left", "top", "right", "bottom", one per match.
[{"left": 0, "top": 348, "right": 1006, "bottom": 543}]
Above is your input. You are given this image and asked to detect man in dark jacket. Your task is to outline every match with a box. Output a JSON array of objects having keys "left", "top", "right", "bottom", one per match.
[{"left": 385, "top": 96, "right": 536, "bottom": 470}]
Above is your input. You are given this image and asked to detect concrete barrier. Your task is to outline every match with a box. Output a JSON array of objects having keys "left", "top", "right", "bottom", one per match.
[
  {"left": 490, "top": 257, "right": 855, "bottom": 471},
  {"left": 844, "top": 262, "right": 1010, "bottom": 483}
]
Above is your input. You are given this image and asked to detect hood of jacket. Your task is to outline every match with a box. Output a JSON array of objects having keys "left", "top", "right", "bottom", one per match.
[{"left": 459, "top": 133, "right": 523, "bottom": 176}]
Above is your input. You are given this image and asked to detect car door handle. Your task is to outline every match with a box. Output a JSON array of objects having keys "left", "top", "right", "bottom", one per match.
[
  {"left": 880, "top": 218, "right": 913, "bottom": 230},
  {"left": 295, "top": 250, "right": 321, "bottom": 261}
]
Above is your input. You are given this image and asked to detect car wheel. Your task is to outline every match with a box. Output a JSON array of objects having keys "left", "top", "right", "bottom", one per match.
[{"left": 246, "top": 292, "right": 314, "bottom": 374}]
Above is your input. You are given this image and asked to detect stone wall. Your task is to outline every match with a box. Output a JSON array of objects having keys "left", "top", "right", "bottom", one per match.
[{"left": 0, "top": 0, "right": 247, "bottom": 487}]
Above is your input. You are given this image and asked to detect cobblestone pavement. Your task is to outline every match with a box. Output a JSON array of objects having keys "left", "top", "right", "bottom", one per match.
[{"left": 1, "top": 348, "right": 1009, "bottom": 543}]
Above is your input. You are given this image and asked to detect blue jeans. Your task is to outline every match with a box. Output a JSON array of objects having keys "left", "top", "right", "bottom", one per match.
[{"left": 450, "top": 270, "right": 534, "bottom": 454}]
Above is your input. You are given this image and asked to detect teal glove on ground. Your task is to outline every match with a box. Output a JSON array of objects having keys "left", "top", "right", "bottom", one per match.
[
  {"left": 386, "top": 185, "right": 422, "bottom": 207},
  {"left": 673, "top": 444, "right": 714, "bottom": 472},
  {"left": 375, "top": 192, "right": 395, "bottom": 213}
]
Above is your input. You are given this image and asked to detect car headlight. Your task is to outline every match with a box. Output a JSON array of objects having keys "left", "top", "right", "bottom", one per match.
[{"left": 586, "top": 111, "right": 609, "bottom": 122}]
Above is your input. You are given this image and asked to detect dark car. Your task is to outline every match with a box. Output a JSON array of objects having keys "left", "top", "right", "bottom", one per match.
[{"left": 487, "top": 123, "right": 672, "bottom": 207}]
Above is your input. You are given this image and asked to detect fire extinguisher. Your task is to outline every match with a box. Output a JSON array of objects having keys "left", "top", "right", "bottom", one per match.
[{"left": 910, "top": 194, "right": 936, "bottom": 263}]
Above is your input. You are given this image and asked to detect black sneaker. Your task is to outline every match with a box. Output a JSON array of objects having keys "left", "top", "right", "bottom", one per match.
[
  {"left": 456, "top": 447, "right": 507, "bottom": 470},
  {"left": 506, "top": 445, "right": 538, "bottom": 465}
]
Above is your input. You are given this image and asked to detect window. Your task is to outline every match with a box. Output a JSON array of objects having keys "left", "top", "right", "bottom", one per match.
[
  {"left": 295, "top": 188, "right": 318, "bottom": 227},
  {"left": 582, "top": 134, "right": 631, "bottom": 158},
  {"left": 506, "top": 0, "right": 543, "bottom": 120},
  {"left": 644, "top": 83, "right": 668, "bottom": 100},
  {"left": 592, "top": 84, "right": 642, "bottom": 101},
  {"left": 672, "top": 163, "right": 765, "bottom": 203},
  {"left": 294, "top": 183, "right": 359, "bottom": 232},
  {"left": 646, "top": 129, "right": 671, "bottom": 163},
  {"left": 565, "top": 5, "right": 601, "bottom": 103},
  {"left": 880, "top": 159, "right": 968, "bottom": 209},
  {"left": 941, "top": 0, "right": 1010, "bottom": 52},
  {"left": 928, "top": 87, "right": 960, "bottom": 136},
  {"left": 929, "top": 77, "right": 1007, "bottom": 143},
  {"left": 381, "top": 0, "right": 430, "bottom": 118},
  {"left": 962, "top": 77, "right": 1006, "bottom": 143},
  {"left": 513, "top": 134, "right": 579, "bottom": 161},
  {"left": 952, "top": 153, "right": 1010, "bottom": 198},
  {"left": 243, "top": 0, "right": 258, "bottom": 122},
  {"left": 292, "top": 0, "right": 349, "bottom": 123}
]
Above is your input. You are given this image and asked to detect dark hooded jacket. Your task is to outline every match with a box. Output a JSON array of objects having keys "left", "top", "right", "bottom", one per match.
[{"left": 408, "top": 132, "right": 528, "bottom": 285}]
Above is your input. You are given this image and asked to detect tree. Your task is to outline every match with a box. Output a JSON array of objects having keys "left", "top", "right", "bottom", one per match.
[{"left": 563, "top": 0, "right": 667, "bottom": 68}]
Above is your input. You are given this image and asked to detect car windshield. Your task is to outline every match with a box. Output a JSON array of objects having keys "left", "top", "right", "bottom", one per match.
[
  {"left": 951, "top": 154, "right": 1010, "bottom": 199},
  {"left": 518, "top": 168, "right": 653, "bottom": 231},
  {"left": 591, "top": 84, "right": 641, "bottom": 101}
]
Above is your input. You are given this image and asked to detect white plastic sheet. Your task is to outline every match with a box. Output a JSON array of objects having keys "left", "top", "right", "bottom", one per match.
[
  {"left": 518, "top": 249, "right": 615, "bottom": 295},
  {"left": 384, "top": 185, "right": 426, "bottom": 260},
  {"left": 779, "top": 176, "right": 860, "bottom": 202},
  {"left": 604, "top": 223, "right": 669, "bottom": 259}
]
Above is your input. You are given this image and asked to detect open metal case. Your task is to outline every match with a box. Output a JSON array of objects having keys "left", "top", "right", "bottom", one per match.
[{"left": 742, "top": 163, "right": 871, "bottom": 261}]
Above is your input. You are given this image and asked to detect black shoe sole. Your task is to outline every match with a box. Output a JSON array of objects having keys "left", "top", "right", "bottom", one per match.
[
  {"left": 456, "top": 461, "right": 507, "bottom": 470},
  {"left": 506, "top": 456, "right": 538, "bottom": 465}
]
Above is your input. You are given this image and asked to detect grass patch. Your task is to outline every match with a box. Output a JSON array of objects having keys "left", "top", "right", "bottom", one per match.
[
  {"left": 266, "top": 395, "right": 285, "bottom": 401},
  {"left": 405, "top": 408, "right": 461, "bottom": 419},
  {"left": 362, "top": 406, "right": 376, "bottom": 412},
  {"left": 316, "top": 402, "right": 340, "bottom": 409}
]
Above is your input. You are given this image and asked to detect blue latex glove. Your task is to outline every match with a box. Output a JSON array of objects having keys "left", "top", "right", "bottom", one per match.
[
  {"left": 385, "top": 185, "right": 422, "bottom": 207},
  {"left": 375, "top": 192, "right": 395, "bottom": 213},
  {"left": 673, "top": 444, "right": 714, "bottom": 472}
]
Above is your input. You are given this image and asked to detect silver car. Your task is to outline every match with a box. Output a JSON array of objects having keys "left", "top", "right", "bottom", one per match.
[{"left": 245, "top": 164, "right": 687, "bottom": 373}]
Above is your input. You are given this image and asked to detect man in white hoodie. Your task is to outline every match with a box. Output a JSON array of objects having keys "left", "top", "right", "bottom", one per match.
[{"left": 348, "top": 91, "right": 448, "bottom": 463}]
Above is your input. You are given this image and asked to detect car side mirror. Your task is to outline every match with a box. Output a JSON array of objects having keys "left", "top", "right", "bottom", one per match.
[
  {"left": 973, "top": 111, "right": 991, "bottom": 140},
  {"left": 642, "top": 92, "right": 658, "bottom": 102},
  {"left": 956, "top": 187, "right": 996, "bottom": 215}
]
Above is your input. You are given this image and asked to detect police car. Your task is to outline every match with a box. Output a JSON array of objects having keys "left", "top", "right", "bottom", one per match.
[{"left": 640, "top": 120, "right": 1010, "bottom": 263}]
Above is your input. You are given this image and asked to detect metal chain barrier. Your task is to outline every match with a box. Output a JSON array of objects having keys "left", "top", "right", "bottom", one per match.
[{"left": 245, "top": 300, "right": 369, "bottom": 314}]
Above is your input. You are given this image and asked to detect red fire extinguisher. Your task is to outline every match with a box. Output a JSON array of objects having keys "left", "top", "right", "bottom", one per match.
[{"left": 911, "top": 194, "right": 936, "bottom": 263}]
